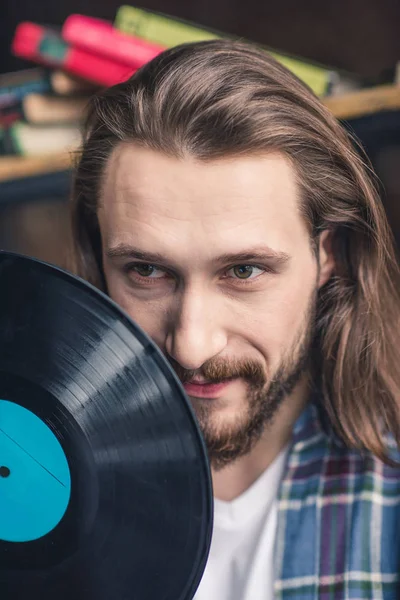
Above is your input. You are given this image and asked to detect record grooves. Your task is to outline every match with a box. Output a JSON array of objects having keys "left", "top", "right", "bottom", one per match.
[{"left": 0, "top": 251, "right": 213, "bottom": 600}]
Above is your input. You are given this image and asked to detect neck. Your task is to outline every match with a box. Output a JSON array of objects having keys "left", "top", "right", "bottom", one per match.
[{"left": 211, "top": 372, "right": 312, "bottom": 502}]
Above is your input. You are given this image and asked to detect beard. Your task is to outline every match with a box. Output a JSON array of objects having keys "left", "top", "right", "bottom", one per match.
[{"left": 168, "top": 288, "right": 318, "bottom": 471}]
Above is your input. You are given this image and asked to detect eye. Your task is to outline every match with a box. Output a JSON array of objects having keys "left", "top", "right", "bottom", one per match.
[
  {"left": 227, "top": 265, "right": 265, "bottom": 280},
  {"left": 130, "top": 264, "right": 166, "bottom": 279}
]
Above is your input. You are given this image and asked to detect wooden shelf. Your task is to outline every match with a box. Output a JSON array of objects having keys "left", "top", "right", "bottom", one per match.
[
  {"left": 323, "top": 84, "right": 400, "bottom": 120},
  {"left": 0, "top": 152, "right": 74, "bottom": 183},
  {"left": 1, "top": 84, "right": 400, "bottom": 184}
]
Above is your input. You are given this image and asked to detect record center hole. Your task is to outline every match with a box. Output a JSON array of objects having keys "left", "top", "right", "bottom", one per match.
[{"left": 0, "top": 466, "right": 10, "bottom": 478}]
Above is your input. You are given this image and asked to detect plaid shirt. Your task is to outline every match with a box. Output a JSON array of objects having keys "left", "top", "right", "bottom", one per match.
[{"left": 274, "top": 398, "right": 400, "bottom": 599}]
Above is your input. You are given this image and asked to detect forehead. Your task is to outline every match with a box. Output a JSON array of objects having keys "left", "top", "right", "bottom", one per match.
[{"left": 100, "top": 143, "right": 307, "bottom": 255}]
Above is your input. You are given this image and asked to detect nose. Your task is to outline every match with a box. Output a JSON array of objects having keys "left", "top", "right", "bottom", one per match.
[{"left": 165, "top": 288, "right": 227, "bottom": 371}]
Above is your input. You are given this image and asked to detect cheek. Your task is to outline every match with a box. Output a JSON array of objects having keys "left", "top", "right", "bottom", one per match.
[
  {"left": 269, "top": 283, "right": 315, "bottom": 349},
  {"left": 238, "top": 277, "right": 315, "bottom": 357}
]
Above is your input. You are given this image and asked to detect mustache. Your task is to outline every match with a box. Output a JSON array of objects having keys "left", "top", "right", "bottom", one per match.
[{"left": 167, "top": 357, "right": 266, "bottom": 386}]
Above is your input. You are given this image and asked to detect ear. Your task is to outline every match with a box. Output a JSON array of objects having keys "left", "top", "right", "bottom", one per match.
[{"left": 317, "top": 229, "right": 335, "bottom": 288}]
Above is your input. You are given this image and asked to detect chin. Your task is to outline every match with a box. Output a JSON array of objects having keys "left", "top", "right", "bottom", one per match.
[
  {"left": 193, "top": 397, "right": 248, "bottom": 433},
  {"left": 191, "top": 395, "right": 244, "bottom": 417}
]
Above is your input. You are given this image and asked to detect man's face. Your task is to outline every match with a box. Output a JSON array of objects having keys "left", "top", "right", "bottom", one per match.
[{"left": 99, "top": 144, "right": 325, "bottom": 469}]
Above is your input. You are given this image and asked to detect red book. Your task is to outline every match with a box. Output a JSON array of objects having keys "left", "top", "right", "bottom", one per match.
[
  {"left": 62, "top": 14, "right": 165, "bottom": 69},
  {"left": 11, "top": 22, "right": 135, "bottom": 88},
  {"left": 0, "top": 110, "right": 21, "bottom": 127}
]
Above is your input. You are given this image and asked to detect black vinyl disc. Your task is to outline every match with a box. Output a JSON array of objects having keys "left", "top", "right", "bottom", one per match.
[{"left": 0, "top": 251, "right": 213, "bottom": 600}]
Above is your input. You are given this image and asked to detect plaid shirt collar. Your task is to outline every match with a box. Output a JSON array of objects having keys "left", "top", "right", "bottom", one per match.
[{"left": 274, "top": 396, "right": 400, "bottom": 599}]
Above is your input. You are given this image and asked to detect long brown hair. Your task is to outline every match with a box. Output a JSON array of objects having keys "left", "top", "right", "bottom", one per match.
[{"left": 69, "top": 39, "right": 400, "bottom": 462}]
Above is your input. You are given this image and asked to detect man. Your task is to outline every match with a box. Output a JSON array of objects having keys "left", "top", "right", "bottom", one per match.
[{"left": 69, "top": 40, "right": 400, "bottom": 599}]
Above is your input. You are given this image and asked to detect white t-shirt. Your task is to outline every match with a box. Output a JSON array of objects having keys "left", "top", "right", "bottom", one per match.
[{"left": 194, "top": 447, "right": 289, "bottom": 600}]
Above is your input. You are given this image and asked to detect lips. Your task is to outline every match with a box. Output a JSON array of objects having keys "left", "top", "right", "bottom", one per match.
[{"left": 182, "top": 379, "right": 234, "bottom": 399}]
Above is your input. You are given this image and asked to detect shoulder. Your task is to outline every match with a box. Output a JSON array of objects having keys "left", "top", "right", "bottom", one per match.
[{"left": 331, "top": 436, "right": 400, "bottom": 498}]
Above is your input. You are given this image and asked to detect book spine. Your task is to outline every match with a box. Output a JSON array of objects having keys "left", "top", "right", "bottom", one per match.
[
  {"left": 22, "top": 93, "right": 89, "bottom": 125},
  {"left": 0, "top": 78, "right": 51, "bottom": 109},
  {"left": 66, "top": 48, "right": 135, "bottom": 87},
  {"left": 114, "top": 5, "right": 220, "bottom": 47},
  {"left": 114, "top": 6, "right": 330, "bottom": 97},
  {"left": 1, "top": 121, "right": 82, "bottom": 156},
  {"left": 62, "top": 14, "right": 165, "bottom": 69},
  {"left": 0, "top": 105, "right": 22, "bottom": 127},
  {"left": 50, "top": 71, "right": 100, "bottom": 96},
  {"left": 12, "top": 22, "right": 136, "bottom": 87}
]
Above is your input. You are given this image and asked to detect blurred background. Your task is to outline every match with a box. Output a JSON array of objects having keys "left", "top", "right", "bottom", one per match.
[{"left": 0, "top": 0, "right": 399, "bottom": 269}]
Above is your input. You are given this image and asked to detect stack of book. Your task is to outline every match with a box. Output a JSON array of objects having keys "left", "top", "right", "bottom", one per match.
[
  {"left": 1, "top": 10, "right": 168, "bottom": 166},
  {"left": 0, "top": 68, "right": 96, "bottom": 158},
  {"left": 2, "top": 3, "right": 396, "bottom": 184}
]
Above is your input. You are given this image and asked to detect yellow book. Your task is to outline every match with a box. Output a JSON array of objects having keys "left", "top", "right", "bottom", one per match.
[{"left": 114, "top": 5, "right": 334, "bottom": 97}]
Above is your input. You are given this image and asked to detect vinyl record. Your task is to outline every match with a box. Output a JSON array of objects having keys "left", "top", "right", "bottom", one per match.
[{"left": 0, "top": 251, "right": 213, "bottom": 600}]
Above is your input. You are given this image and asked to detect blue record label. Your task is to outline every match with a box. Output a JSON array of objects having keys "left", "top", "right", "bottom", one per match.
[{"left": 0, "top": 399, "right": 71, "bottom": 542}]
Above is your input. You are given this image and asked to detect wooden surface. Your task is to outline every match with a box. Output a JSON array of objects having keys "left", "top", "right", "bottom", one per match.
[
  {"left": 323, "top": 84, "right": 400, "bottom": 120},
  {"left": 0, "top": 152, "right": 73, "bottom": 182}
]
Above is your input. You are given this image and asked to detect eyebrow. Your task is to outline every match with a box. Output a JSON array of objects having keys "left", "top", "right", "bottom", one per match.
[{"left": 105, "top": 244, "right": 291, "bottom": 268}]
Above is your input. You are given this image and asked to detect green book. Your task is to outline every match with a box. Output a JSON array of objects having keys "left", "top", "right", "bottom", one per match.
[
  {"left": 114, "top": 5, "right": 333, "bottom": 96},
  {"left": 115, "top": 5, "right": 221, "bottom": 46}
]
